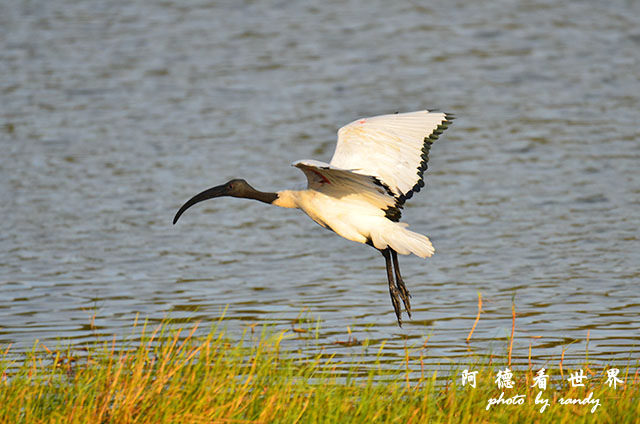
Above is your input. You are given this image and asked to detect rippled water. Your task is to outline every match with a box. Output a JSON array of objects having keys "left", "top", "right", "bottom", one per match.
[{"left": 2, "top": 0, "right": 639, "bottom": 367}]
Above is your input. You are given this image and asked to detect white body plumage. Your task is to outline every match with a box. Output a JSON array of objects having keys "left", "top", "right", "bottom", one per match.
[{"left": 274, "top": 185, "right": 435, "bottom": 258}]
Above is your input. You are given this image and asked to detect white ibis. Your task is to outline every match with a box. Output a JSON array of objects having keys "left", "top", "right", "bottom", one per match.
[{"left": 174, "top": 110, "right": 453, "bottom": 326}]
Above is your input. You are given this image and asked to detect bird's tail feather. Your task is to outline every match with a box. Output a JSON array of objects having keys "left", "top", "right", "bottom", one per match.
[{"left": 371, "top": 222, "right": 434, "bottom": 258}]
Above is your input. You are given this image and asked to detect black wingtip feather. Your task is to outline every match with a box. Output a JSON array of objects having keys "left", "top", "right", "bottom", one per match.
[{"left": 395, "top": 114, "right": 454, "bottom": 207}]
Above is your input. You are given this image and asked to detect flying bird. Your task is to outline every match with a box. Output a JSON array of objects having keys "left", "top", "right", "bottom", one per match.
[{"left": 174, "top": 110, "right": 453, "bottom": 326}]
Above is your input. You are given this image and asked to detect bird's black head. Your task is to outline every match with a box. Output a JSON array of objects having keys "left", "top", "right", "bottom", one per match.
[
  {"left": 223, "top": 179, "right": 255, "bottom": 197},
  {"left": 173, "top": 179, "right": 276, "bottom": 225}
]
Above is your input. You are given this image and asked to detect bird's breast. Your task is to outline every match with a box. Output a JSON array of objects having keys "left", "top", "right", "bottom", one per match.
[{"left": 273, "top": 190, "right": 331, "bottom": 229}]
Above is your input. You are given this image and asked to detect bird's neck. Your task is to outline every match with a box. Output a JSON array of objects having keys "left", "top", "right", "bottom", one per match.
[
  {"left": 272, "top": 190, "right": 299, "bottom": 209},
  {"left": 244, "top": 187, "right": 279, "bottom": 205}
]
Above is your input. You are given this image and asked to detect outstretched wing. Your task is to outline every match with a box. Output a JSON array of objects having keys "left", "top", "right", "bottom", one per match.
[
  {"left": 329, "top": 110, "right": 453, "bottom": 205},
  {"left": 293, "top": 160, "right": 402, "bottom": 221}
]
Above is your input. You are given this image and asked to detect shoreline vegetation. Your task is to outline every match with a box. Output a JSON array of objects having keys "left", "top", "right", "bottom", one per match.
[{"left": 1, "top": 311, "right": 638, "bottom": 423}]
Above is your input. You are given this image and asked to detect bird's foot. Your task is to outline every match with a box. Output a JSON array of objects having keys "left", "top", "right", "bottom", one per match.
[
  {"left": 395, "top": 278, "right": 412, "bottom": 318},
  {"left": 389, "top": 286, "right": 403, "bottom": 327},
  {"left": 390, "top": 249, "right": 412, "bottom": 319}
]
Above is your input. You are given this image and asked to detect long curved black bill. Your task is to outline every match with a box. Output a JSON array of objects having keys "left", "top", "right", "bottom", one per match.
[{"left": 173, "top": 185, "right": 227, "bottom": 225}]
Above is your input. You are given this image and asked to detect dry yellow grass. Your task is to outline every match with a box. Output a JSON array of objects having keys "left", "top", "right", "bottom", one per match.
[{"left": 1, "top": 316, "right": 638, "bottom": 423}]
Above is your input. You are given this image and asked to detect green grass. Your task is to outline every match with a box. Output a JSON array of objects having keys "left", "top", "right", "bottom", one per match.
[{"left": 1, "top": 317, "right": 638, "bottom": 423}]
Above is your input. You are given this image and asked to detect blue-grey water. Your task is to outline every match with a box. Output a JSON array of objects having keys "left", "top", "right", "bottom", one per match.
[{"left": 1, "top": 0, "right": 639, "bottom": 368}]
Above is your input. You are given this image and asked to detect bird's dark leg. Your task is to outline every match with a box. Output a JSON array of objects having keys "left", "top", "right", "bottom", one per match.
[
  {"left": 391, "top": 249, "right": 411, "bottom": 318},
  {"left": 381, "top": 248, "right": 403, "bottom": 327}
]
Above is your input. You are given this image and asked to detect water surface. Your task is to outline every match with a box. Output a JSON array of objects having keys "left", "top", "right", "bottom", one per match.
[{"left": 1, "top": 0, "right": 639, "bottom": 367}]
